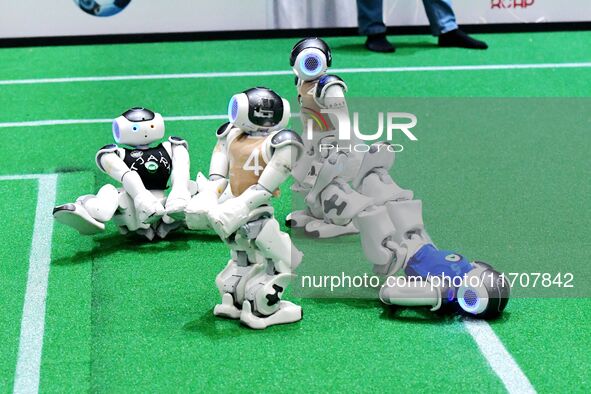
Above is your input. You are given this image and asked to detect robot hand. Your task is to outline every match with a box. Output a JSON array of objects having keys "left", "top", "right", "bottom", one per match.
[
  {"left": 208, "top": 196, "right": 249, "bottom": 239},
  {"left": 185, "top": 174, "right": 227, "bottom": 230},
  {"left": 164, "top": 188, "right": 191, "bottom": 223},
  {"left": 134, "top": 190, "right": 165, "bottom": 224}
]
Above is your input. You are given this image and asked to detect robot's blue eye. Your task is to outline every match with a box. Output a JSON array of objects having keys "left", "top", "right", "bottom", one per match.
[
  {"left": 112, "top": 121, "right": 120, "bottom": 139},
  {"left": 131, "top": 124, "right": 139, "bottom": 132},
  {"left": 228, "top": 97, "right": 238, "bottom": 122},
  {"left": 300, "top": 54, "right": 323, "bottom": 76},
  {"left": 463, "top": 289, "right": 479, "bottom": 308}
]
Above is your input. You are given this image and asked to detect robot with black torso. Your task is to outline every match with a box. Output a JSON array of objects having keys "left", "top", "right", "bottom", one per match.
[{"left": 53, "top": 107, "right": 196, "bottom": 240}]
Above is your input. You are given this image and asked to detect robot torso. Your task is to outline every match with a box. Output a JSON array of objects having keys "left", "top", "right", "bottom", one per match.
[
  {"left": 297, "top": 79, "right": 337, "bottom": 133},
  {"left": 123, "top": 144, "right": 172, "bottom": 190},
  {"left": 227, "top": 131, "right": 271, "bottom": 196}
]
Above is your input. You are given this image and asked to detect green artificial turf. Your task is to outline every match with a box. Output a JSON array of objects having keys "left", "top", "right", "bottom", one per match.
[{"left": 0, "top": 31, "right": 589, "bottom": 392}]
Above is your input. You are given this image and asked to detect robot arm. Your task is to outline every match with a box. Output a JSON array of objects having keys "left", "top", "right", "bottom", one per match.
[
  {"left": 316, "top": 79, "right": 349, "bottom": 134},
  {"left": 208, "top": 130, "right": 303, "bottom": 238},
  {"left": 185, "top": 123, "right": 231, "bottom": 230},
  {"left": 97, "top": 147, "right": 165, "bottom": 224},
  {"left": 208, "top": 123, "right": 232, "bottom": 180},
  {"left": 321, "top": 84, "right": 348, "bottom": 111},
  {"left": 314, "top": 74, "right": 347, "bottom": 105},
  {"left": 163, "top": 137, "right": 192, "bottom": 219}
]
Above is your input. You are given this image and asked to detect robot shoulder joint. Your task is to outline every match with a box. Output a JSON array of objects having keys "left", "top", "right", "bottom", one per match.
[
  {"left": 315, "top": 74, "right": 347, "bottom": 99},
  {"left": 95, "top": 144, "right": 122, "bottom": 172},
  {"left": 168, "top": 136, "right": 188, "bottom": 149},
  {"left": 216, "top": 122, "right": 233, "bottom": 139},
  {"left": 270, "top": 129, "right": 304, "bottom": 159}
]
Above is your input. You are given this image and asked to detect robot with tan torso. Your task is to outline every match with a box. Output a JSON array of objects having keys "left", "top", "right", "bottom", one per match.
[
  {"left": 185, "top": 87, "right": 305, "bottom": 329},
  {"left": 287, "top": 38, "right": 366, "bottom": 239}
]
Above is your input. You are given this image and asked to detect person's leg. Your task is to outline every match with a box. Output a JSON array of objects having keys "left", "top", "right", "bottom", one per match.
[
  {"left": 357, "top": 0, "right": 386, "bottom": 36},
  {"left": 422, "top": 0, "right": 488, "bottom": 49},
  {"left": 422, "top": 0, "right": 457, "bottom": 36},
  {"left": 357, "top": 0, "right": 395, "bottom": 53}
]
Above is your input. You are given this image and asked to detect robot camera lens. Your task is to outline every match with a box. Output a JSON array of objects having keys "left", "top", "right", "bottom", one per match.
[{"left": 300, "top": 53, "right": 322, "bottom": 76}]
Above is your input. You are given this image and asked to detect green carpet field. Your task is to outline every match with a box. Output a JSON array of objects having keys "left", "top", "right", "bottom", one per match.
[{"left": 0, "top": 31, "right": 590, "bottom": 393}]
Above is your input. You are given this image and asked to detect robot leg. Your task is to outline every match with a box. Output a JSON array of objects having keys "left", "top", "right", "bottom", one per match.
[
  {"left": 384, "top": 199, "right": 433, "bottom": 258},
  {"left": 285, "top": 209, "right": 315, "bottom": 229},
  {"left": 114, "top": 191, "right": 166, "bottom": 240},
  {"left": 346, "top": 142, "right": 430, "bottom": 274},
  {"left": 53, "top": 184, "right": 119, "bottom": 235},
  {"left": 353, "top": 142, "right": 413, "bottom": 203},
  {"left": 354, "top": 200, "right": 434, "bottom": 276},
  {"left": 297, "top": 151, "right": 361, "bottom": 238},
  {"left": 353, "top": 205, "right": 399, "bottom": 275},
  {"left": 305, "top": 177, "right": 374, "bottom": 238},
  {"left": 214, "top": 251, "right": 262, "bottom": 319},
  {"left": 240, "top": 217, "right": 303, "bottom": 329},
  {"left": 287, "top": 136, "right": 318, "bottom": 229}
]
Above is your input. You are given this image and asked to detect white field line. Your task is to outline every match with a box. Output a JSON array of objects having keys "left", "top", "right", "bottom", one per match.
[
  {"left": 0, "top": 62, "right": 589, "bottom": 86},
  {"left": 0, "top": 115, "right": 228, "bottom": 129},
  {"left": 3, "top": 174, "right": 58, "bottom": 394},
  {"left": 464, "top": 319, "right": 536, "bottom": 394}
]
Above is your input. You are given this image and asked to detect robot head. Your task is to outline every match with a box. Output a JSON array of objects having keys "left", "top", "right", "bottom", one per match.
[
  {"left": 112, "top": 107, "right": 165, "bottom": 146},
  {"left": 228, "top": 87, "right": 290, "bottom": 133},
  {"left": 456, "top": 262, "right": 510, "bottom": 319},
  {"left": 290, "top": 37, "right": 332, "bottom": 81}
]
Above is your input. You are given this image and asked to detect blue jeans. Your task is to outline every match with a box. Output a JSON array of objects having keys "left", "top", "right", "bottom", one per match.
[{"left": 357, "top": 0, "right": 458, "bottom": 36}]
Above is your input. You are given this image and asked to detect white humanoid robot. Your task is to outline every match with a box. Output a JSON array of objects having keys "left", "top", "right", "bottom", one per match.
[
  {"left": 287, "top": 37, "right": 365, "bottom": 238},
  {"left": 185, "top": 87, "right": 305, "bottom": 329},
  {"left": 288, "top": 38, "right": 510, "bottom": 318},
  {"left": 53, "top": 107, "right": 194, "bottom": 240}
]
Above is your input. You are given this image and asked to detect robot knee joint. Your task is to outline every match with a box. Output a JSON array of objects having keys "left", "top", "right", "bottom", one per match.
[{"left": 245, "top": 272, "right": 292, "bottom": 317}]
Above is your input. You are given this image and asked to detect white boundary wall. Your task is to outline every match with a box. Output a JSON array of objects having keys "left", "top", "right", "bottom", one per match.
[{"left": 1, "top": 0, "right": 589, "bottom": 40}]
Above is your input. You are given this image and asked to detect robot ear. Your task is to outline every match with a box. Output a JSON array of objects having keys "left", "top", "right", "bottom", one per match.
[
  {"left": 112, "top": 118, "right": 122, "bottom": 143},
  {"left": 275, "top": 98, "right": 291, "bottom": 130},
  {"left": 228, "top": 93, "right": 251, "bottom": 129}
]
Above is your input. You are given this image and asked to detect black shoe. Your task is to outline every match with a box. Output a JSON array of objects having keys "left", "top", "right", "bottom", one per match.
[
  {"left": 438, "top": 29, "right": 488, "bottom": 50},
  {"left": 365, "top": 34, "right": 396, "bottom": 53}
]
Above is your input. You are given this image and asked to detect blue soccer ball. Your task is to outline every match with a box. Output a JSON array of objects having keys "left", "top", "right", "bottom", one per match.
[{"left": 75, "top": 0, "right": 131, "bottom": 17}]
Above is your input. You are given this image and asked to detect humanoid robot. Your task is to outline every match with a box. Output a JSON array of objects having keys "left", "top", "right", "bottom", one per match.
[
  {"left": 287, "top": 37, "right": 364, "bottom": 238},
  {"left": 185, "top": 87, "right": 305, "bottom": 329},
  {"left": 53, "top": 107, "right": 194, "bottom": 240},
  {"left": 288, "top": 38, "right": 510, "bottom": 318}
]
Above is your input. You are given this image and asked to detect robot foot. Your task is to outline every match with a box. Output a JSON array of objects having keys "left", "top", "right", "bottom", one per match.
[
  {"left": 136, "top": 227, "right": 156, "bottom": 241},
  {"left": 240, "top": 300, "right": 302, "bottom": 329},
  {"left": 304, "top": 219, "right": 358, "bottom": 238},
  {"left": 156, "top": 220, "right": 182, "bottom": 239},
  {"left": 213, "top": 293, "right": 242, "bottom": 319},
  {"left": 285, "top": 210, "right": 315, "bottom": 228},
  {"left": 53, "top": 203, "right": 105, "bottom": 235}
]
